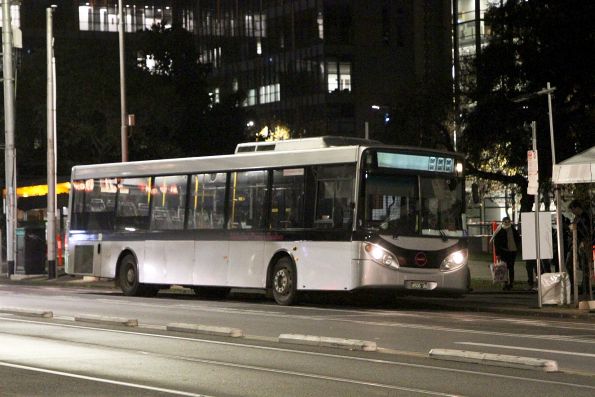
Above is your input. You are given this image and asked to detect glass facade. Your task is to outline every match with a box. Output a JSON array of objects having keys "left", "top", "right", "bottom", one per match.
[
  {"left": 78, "top": 2, "right": 173, "bottom": 32},
  {"left": 65, "top": 1, "right": 452, "bottom": 139},
  {"left": 454, "top": 0, "right": 502, "bottom": 102}
]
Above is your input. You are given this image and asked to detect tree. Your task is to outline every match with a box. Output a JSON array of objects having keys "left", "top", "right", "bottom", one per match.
[
  {"left": 129, "top": 23, "right": 248, "bottom": 158},
  {"left": 379, "top": 82, "right": 455, "bottom": 151},
  {"left": 461, "top": 0, "right": 595, "bottom": 210}
]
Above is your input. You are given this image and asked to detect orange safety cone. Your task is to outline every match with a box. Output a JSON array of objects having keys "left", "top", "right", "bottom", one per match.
[{"left": 56, "top": 234, "right": 63, "bottom": 268}]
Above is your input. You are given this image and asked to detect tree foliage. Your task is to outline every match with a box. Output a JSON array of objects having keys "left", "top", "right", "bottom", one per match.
[{"left": 461, "top": 0, "right": 595, "bottom": 208}]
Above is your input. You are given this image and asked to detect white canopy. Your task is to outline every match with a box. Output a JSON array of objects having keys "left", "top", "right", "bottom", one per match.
[{"left": 552, "top": 146, "right": 595, "bottom": 184}]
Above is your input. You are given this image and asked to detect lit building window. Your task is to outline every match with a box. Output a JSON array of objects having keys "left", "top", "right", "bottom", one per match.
[
  {"left": 243, "top": 89, "right": 257, "bottom": 107},
  {"left": 258, "top": 84, "right": 280, "bottom": 104},
  {"left": 213, "top": 88, "right": 220, "bottom": 104},
  {"left": 245, "top": 13, "right": 266, "bottom": 37},
  {"left": 78, "top": 5, "right": 172, "bottom": 33},
  {"left": 257, "top": 38, "right": 262, "bottom": 54},
  {"left": 326, "top": 61, "right": 351, "bottom": 92},
  {"left": 317, "top": 12, "right": 324, "bottom": 39}
]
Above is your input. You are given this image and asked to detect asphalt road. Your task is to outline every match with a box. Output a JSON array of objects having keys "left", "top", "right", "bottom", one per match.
[{"left": 0, "top": 284, "right": 594, "bottom": 396}]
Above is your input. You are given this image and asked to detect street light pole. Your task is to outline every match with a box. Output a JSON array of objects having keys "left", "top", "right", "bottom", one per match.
[
  {"left": 513, "top": 83, "right": 564, "bottom": 284},
  {"left": 538, "top": 83, "right": 564, "bottom": 276},
  {"left": 118, "top": 0, "right": 128, "bottom": 162},
  {"left": 46, "top": 7, "right": 57, "bottom": 279},
  {"left": 2, "top": 0, "right": 17, "bottom": 277}
]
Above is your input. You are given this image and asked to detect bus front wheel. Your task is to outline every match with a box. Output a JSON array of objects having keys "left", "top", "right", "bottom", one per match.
[
  {"left": 119, "top": 254, "right": 141, "bottom": 296},
  {"left": 272, "top": 257, "right": 297, "bottom": 306}
]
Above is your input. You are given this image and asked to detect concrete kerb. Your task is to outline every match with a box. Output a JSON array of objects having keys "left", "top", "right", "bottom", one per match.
[
  {"left": 0, "top": 307, "right": 53, "bottom": 318},
  {"left": 74, "top": 314, "right": 138, "bottom": 327},
  {"left": 278, "top": 333, "right": 377, "bottom": 352},
  {"left": 429, "top": 348, "right": 559, "bottom": 372},
  {"left": 166, "top": 323, "right": 244, "bottom": 338}
]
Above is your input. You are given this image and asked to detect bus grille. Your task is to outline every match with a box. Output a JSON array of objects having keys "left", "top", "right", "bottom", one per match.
[{"left": 74, "top": 245, "right": 94, "bottom": 274}]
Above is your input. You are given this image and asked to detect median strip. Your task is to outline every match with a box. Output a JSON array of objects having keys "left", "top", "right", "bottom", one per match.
[
  {"left": 74, "top": 314, "right": 138, "bottom": 327},
  {"left": 278, "top": 334, "right": 377, "bottom": 351},
  {"left": 428, "top": 348, "right": 559, "bottom": 372},
  {"left": 0, "top": 307, "right": 53, "bottom": 318},
  {"left": 166, "top": 323, "right": 244, "bottom": 338}
]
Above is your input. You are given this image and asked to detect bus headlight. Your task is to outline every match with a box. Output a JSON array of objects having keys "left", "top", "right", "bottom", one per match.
[
  {"left": 440, "top": 249, "right": 468, "bottom": 272},
  {"left": 363, "top": 243, "right": 399, "bottom": 269}
]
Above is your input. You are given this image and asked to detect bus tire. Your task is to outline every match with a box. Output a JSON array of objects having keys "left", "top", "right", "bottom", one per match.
[
  {"left": 119, "top": 254, "right": 141, "bottom": 296},
  {"left": 272, "top": 257, "right": 297, "bottom": 306}
]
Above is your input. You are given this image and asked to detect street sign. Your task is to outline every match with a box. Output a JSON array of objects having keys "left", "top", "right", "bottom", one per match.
[{"left": 527, "top": 149, "right": 538, "bottom": 195}]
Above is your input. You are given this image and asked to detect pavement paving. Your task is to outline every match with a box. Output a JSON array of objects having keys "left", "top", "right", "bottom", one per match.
[{"left": 1, "top": 258, "right": 593, "bottom": 320}]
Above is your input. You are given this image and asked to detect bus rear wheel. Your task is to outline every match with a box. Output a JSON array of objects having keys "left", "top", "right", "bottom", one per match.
[
  {"left": 272, "top": 257, "right": 297, "bottom": 306},
  {"left": 119, "top": 254, "right": 149, "bottom": 296}
]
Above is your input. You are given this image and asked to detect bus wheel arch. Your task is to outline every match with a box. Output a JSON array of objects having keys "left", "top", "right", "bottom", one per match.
[
  {"left": 268, "top": 252, "right": 298, "bottom": 306},
  {"left": 116, "top": 250, "right": 141, "bottom": 296}
]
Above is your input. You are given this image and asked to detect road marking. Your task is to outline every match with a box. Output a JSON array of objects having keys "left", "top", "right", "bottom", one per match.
[
  {"left": 0, "top": 361, "right": 211, "bottom": 397},
  {"left": 1, "top": 316, "right": 594, "bottom": 390},
  {"left": 455, "top": 342, "right": 595, "bottom": 358}
]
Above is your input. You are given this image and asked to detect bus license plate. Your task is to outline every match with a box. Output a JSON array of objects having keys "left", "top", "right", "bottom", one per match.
[{"left": 407, "top": 281, "right": 430, "bottom": 290}]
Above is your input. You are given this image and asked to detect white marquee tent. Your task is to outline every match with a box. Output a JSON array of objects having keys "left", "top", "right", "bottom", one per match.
[{"left": 552, "top": 146, "right": 595, "bottom": 184}]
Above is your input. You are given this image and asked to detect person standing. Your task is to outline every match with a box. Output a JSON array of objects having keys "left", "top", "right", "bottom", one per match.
[
  {"left": 568, "top": 200, "right": 591, "bottom": 295},
  {"left": 494, "top": 216, "right": 521, "bottom": 290}
]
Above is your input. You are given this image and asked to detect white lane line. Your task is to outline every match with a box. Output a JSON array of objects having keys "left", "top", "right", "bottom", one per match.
[
  {"left": 455, "top": 342, "right": 595, "bottom": 358},
  {"left": 343, "top": 319, "right": 595, "bottom": 345},
  {"left": 1, "top": 316, "right": 594, "bottom": 390},
  {"left": 155, "top": 354, "right": 461, "bottom": 396},
  {"left": 85, "top": 301, "right": 595, "bottom": 338},
  {"left": 0, "top": 361, "right": 211, "bottom": 397}
]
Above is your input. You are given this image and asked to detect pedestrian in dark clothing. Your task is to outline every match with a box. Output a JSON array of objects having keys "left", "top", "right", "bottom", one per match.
[
  {"left": 493, "top": 216, "right": 521, "bottom": 290},
  {"left": 568, "top": 200, "right": 591, "bottom": 295}
]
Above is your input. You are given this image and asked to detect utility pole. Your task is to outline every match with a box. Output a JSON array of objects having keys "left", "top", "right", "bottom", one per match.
[
  {"left": 46, "top": 7, "right": 56, "bottom": 279},
  {"left": 118, "top": 0, "right": 128, "bottom": 162},
  {"left": 529, "top": 121, "right": 542, "bottom": 309},
  {"left": 2, "top": 0, "right": 17, "bottom": 277},
  {"left": 538, "top": 83, "right": 564, "bottom": 275}
]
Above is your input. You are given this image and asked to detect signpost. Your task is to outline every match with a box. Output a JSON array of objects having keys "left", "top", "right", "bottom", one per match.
[{"left": 528, "top": 122, "right": 542, "bottom": 308}]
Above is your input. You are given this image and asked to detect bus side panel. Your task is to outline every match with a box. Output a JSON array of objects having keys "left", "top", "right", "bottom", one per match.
[
  {"left": 194, "top": 241, "right": 230, "bottom": 286},
  {"left": 145, "top": 240, "right": 193, "bottom": 284},
  {"left": 228, "top": 239, "right": 265, "bottom": 288},
  {"left": 292, "top": 241, "right": 355, "bottom": 291},
  {"left": 98, "top": 240, "right": 145, "bottom": 280}
]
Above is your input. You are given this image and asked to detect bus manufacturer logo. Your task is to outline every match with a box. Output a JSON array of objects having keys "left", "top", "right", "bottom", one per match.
[{"left": 414, "top": 252, "right": 427, "bottom": 267}]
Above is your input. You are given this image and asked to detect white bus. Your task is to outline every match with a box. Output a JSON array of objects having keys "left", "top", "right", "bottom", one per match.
[{"left": 66, "top": 137, "right": 469, "bottom": 305}]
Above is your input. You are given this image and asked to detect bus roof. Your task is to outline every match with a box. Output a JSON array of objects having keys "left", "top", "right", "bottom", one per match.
[
  {"left": 71, "top": 145, "right": 362, "bottom": 180},
  {"left": 71, "top": 137, "right": 462, "bottom": 180},
  {"left": 234, "top": 136, "right": 382, "bottom": 153}
]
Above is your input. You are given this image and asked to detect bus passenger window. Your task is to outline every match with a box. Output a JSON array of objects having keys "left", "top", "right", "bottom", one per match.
[
  {"left": 150, "top": 175, "right": 187, "bottom": 231},
  {"left": 116, "top": 177, "right": 152, "bottom": 231},
  {"left": 188, "top": 173, "right": 226, "bottom": 230},
  {"left": 229, "top": 170, "right": 268, "bottom": 230},
  {"left": 271, "top": 169, "right": 305, "bottom": 229},
  {"left": 73, "top": 178, "right": 117, "bottom": 231},
  {"left": 313, "top": 164, "right": 355, "bottom": 229}
]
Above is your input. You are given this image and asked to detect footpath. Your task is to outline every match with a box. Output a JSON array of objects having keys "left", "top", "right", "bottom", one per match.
[{"left": 1, "top": 258, "right": 593, "bottom": 320}]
